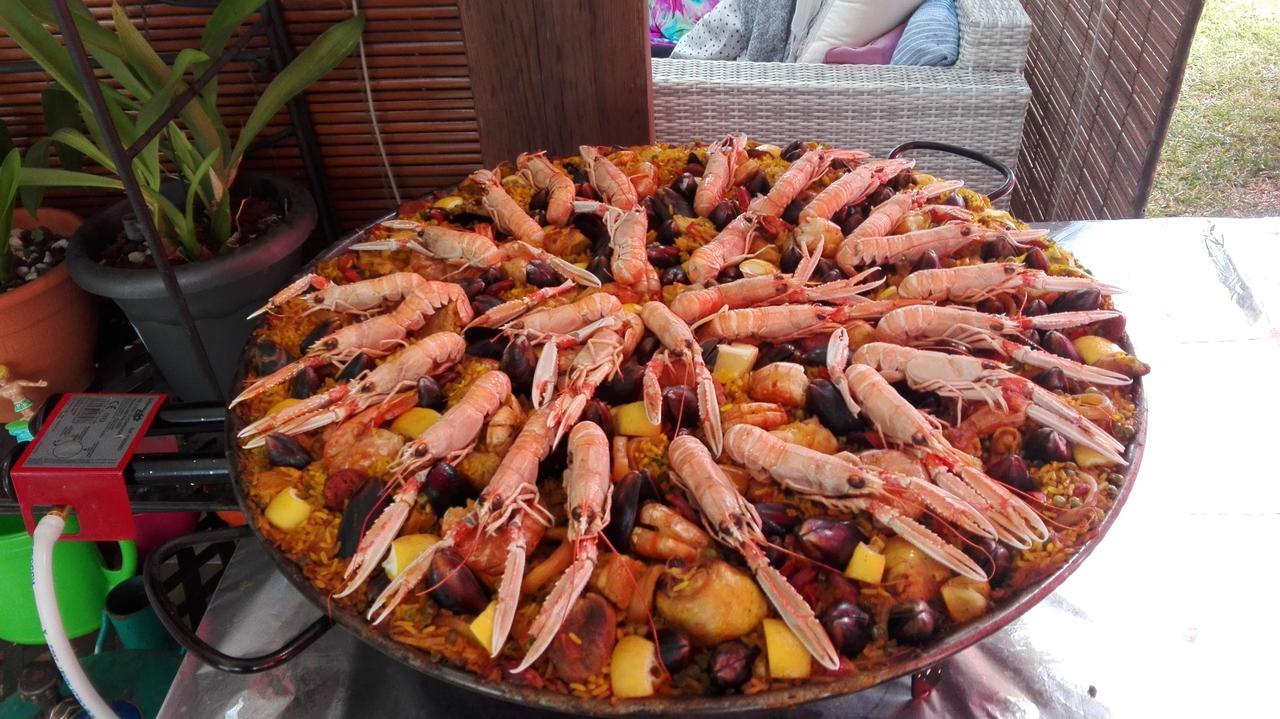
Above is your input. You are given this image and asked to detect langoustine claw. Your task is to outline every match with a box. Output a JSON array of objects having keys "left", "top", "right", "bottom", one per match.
[
  {"left": 232, "top": 275, "right": 472, "bottom": 407},
  {"left": 748, "top": 146, "right": 870, "bottom": 217},
  {"left": 353, "top": 220, "right": 599, "bottom": 289},
  {"left": 835, "top": 221, "right": 1047, "bottom": 274},
  {"left": 875, "top": 305, "right": 1130, "bottom": 386},
  {"left": 335, "top": 371, "right": 513, "bottom": 597},
  {"left": 834, "top": 352, "right": 1050, "bottom": 549},
  {"left": 512, "top": 421, "right": 611, "bottom": 672},
  {"left": 896, "top": 262, "right": 1124, "bottom": 304},
  {"left": 518, "top": 151, "right": 575, "bottom": 226},
  {"left": 799, "top": 159, "right": 915, "bottom": 223},
  {"left": 639, "top": 301, "right": 723, "bottom": 457},
  {"left": 237, "top": 332, "right": 466, "bottom": 446},
  {"left": 368, "top": 408, "right": 556, "bottom": 651},
  {"left": 580, "top": 145, "right": 638, "bottom": 211},
  {"left": 694, "top": 133, "right": 747, "bottom": 218},
  {"left": 667, "top": 435, "right": 840, "bottom": 670},
  {"left": 853, "top": 342, "right": 1126, "bottom": 464},
  {"left": 724, "top": 424, "right": 994, "bottom": 581}
]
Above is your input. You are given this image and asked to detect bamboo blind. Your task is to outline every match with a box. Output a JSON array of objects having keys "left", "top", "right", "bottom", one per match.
[
  {"left": 0, "top": 0, "right": 482, "bottom": 230},
  {"left": 3, "top": 1, "right": 1203, "bottom": 224},
  {"left": 1014, "top": 0, "right": 1205, "bottom": 220}
]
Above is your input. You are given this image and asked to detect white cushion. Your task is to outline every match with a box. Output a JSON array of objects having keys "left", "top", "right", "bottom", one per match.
[
  {"left": 795, "top": 0, "right": 924, "bottom": 64},
  {"left": 785, "top": 0, "right": 828, "bottom": 62}
]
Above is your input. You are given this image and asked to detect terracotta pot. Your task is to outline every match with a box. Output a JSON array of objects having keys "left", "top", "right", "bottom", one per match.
[
  {"left": 67, "top": 173, "right": 316, "bottom": 402},
  {"left": 0, "top": 209, "right": 97, "bottom": 424}
]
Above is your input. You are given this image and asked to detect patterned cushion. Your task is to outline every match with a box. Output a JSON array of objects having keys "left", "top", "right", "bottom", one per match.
[
  {"left": 671, "top": 0, "right": 751, "bottom": 60},
  {"left": 650, "top": 0, "right": 722, "bottom": 44},
  {"left": 890, "top": 0, "right": 960, "bottom": 66}
]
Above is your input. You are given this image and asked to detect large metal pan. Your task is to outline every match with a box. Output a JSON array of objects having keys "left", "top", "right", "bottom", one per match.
[{"left": 145, "top": 142, "right": 1146, "bottom": 715}]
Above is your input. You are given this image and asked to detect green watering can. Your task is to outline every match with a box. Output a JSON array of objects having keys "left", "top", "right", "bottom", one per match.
[{"left": 0, "top": 515, "right": 136, "bottom": 645}]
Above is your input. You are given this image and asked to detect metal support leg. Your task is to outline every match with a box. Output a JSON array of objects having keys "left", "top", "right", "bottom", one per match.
[
  {"left": 49, "top": 0, "right": 226, "bottom": 402},
  {"left": 911, "top": 665, "right": 945, "bottom": 699},
  {"left": 262, "top": 0, "right": 339, "bottom": 247}
]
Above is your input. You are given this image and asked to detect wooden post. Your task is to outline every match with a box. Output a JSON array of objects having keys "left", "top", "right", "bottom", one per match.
[{"left": 458, "top": 0, "right": 653, "bottom": 166}]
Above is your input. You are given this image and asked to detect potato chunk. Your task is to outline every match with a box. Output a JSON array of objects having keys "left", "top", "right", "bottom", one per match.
[{"left": 655, "top": 560, "right": 767, "bottom": 645}]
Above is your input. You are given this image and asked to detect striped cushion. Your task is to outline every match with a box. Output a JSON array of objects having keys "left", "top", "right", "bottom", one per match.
[{"left": 890, "top": 0, "right": 960, "bottom": 66}]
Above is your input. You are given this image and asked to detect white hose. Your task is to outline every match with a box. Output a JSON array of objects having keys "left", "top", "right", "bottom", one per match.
[{"left": 32, "top": 512, "right": 120, "bottom": 719}]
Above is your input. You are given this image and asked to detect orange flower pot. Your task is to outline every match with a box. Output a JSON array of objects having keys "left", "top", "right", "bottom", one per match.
[{"left": 0, "top": 208, "right": 97, "bottom": 424}]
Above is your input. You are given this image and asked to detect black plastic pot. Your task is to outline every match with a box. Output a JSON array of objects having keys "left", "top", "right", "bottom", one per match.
[{"left": 67, "top": 172, "right": 317, "bottom": 402}]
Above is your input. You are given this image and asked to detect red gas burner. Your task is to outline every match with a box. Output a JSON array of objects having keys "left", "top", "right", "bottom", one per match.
[{"left": 9, "top": 393, "right": 167, "bottom": 541}]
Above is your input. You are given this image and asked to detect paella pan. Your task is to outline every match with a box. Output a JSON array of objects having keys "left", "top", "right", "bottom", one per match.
[{"left": 214, "top": 137, "right": 1147, "bottom": 713}]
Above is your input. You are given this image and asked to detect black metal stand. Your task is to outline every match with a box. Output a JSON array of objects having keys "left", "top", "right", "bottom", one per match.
[{"left": 45, "top": 0, "right": 337, "bottom": 401}]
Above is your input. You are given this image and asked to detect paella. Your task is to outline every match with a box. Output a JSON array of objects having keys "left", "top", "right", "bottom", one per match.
[{"left": 230, "top": 137, "right": 1148, "bottom": 701}]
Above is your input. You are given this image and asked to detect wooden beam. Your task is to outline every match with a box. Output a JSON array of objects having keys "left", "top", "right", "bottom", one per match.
[{"left": 458, "top": 0, "right": 653, "bottom": 166}]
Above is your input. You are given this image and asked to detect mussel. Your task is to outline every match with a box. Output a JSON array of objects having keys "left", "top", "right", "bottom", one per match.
[
  {"left": 806, "top": 379, "right": 863, "bottom": 435},
  {"left": 887, "top": 600, "right": 942, "bottom": 646},
  {"left": 337, "top": 478, "right": 388, "bottom": 558},
  {"left": 299, "top": 319, "right": 340, "bottom": 355},
  {"left": 662, "top": 386, "right": 700, "bottom": 428},
  {"left": 248, "top": 339, "right": 293, "bottom": 375},
  {"left": 823, "top": 601, "right": 873, "bottom": 658},
  {"left": 797, "top": 517, "right": 861, "bottom": 568},
  {"left": 426, "top": 548, "right": 489, "bottom": 614},
  {"left": 416, "top": 377, "right": 444, "bottom": 410},
  {"left": 710, "top": 641, "right": 758, "bottom": 689},
  {"left": 266, "top": 434, "right": 312, "bottom": 469},
  {"left": 424, "top": 461, "right": 472, "bottom": 512},
  {"left": 605, "top": 470, "right": 646, "bottom": 553},
  {"left": 500, "top": 335, "right": 537, "bottom": 392}
]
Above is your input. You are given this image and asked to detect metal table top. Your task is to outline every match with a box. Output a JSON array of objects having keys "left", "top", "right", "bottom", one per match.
[{"left": 159, "top": 217, "right": 1280, "bottom": 718}]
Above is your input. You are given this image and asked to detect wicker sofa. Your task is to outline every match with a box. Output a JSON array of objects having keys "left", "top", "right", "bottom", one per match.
[{"left": 652, "top": 0, "right": 1031, "bottom": 196}]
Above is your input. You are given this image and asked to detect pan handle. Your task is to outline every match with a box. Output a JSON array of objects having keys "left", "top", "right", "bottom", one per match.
[
  {"left": 888, "top": 141, "right": 1016, "bottom": 201},
  {"left": 143, "top": 525, "right": 334, "bottom": 673}
]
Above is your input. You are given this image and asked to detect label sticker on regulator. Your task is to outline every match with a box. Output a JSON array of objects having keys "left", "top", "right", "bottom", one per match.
[{"left": 23, "top": 395, "right": 162, "bottom": 468}]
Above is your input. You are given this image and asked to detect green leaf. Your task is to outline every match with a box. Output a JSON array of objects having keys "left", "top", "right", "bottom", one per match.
[
  {"left": 18, "top": 139, "right": 51, "bottom": 216},
  {"left": 0, "top": 2, "right": 90, "bottom": 107},
  {"left": 0, "top": 121, "right": 14, "bottom": 160},
  {"left": 18, "top": 167, "right": 124, "bottom": 191},
  {"left": 228, "top": 13, "right": 364, "bottom": 173},
  {"left": 133, "top": 48, "right": 210, "bottom": 192},
  {"left": 102, "top": 2, "right": 221, "bottom": 161},
  {"left": 209, "top": 190, "right": 232, "bottom": 248},
  {"left": 42, "top": 87, "right": 83, "bottom": 171},
  {"left": 110, "top": 2, "right": 169, "bottom": 96},
  {"left": 166, "top": 125, "right": 212, "bottom": 211},
  {"left": 21, "top": 0, "right": 124, "bottom": 57},
  {"left": 166, "top": 126, "right": 200, "bottom": 177},
  {"left": 150, "top": 188, "right": 196, "bottom": 259},
  {"left": 20, "top": 0, "right": 153, "bottom": 102},
  {"left": 49, "top": 128, "right": 115, "bottom": 175},
  {"left": 1, "top": 149, "right": 20, "bottom": 281},
  {"left": 198, "top": 0, "right": 266, "bottom": 112},
  {"left": 135, "top": 49, "right": 210, "bottom": 130},
  {"left": 185, "top": 148, "right": 221, "bottom": 234},
  {"left": 201, "top": 0, "right": 266, "bottom": 61}
]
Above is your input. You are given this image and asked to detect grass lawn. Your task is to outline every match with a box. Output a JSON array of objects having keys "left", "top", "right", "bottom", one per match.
[{"left": 1146, "top": 0, "right": 1280, "bottom": 217}]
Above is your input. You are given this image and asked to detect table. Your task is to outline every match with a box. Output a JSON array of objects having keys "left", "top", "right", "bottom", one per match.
[{"left": 158, "top": 217, "right": 1280, "bottom": 718}]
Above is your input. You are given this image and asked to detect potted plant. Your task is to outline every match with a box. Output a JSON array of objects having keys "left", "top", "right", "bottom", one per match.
[
  {"left": 0, "top": 93, "right": 114, "bottom": 424},
  {"left": 0, "top": 0, "right": 364, "bottom": 401}
]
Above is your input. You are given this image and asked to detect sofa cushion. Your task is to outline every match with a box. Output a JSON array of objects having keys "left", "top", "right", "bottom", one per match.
[
  {"left": 890, "top": 0, "right": 960, "bottom": 66},
  {"left": 796, "top": 0, "right": 924, "bottom": 64},
  {"left": 671, "top": 0, "right": 750, "bottom": 60},
  {"left": 823, "top": 22, "right": 906, "bottom": 65},
  {"left": 785, "top": 0, "right": 826, "bottom": 62}
]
